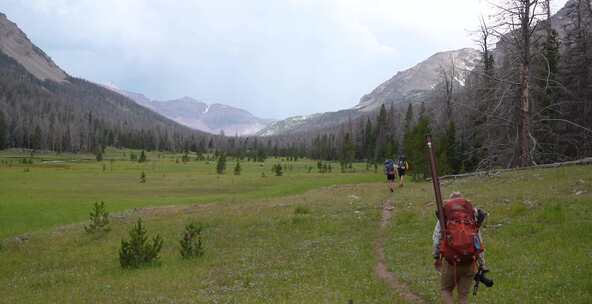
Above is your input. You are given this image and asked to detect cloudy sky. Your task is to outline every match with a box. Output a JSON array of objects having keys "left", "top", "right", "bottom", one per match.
[{"left": 3, "top": 0, "right": 568, "bottom": 119}]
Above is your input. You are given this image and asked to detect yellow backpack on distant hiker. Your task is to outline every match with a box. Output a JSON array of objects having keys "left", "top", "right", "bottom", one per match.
[{"left": 397, "top": 159, "right": 409, "bottom": 171}]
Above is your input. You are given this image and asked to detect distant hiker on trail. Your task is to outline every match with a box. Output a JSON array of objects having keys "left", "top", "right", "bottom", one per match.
[
  {"left": 396, "top": 155, "right": 409, "bottom": 187},
  {"left": 433, "top": 192, "right": 490, "bottom": 304},
  {"left": 384, "top": 159, "right": 396, "bottom": 192}
]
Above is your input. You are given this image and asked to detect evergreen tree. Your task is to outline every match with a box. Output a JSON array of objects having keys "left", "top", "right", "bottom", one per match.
[
  {"left": 446, "top": 122, "right": 461, "bottom": 174},
  {"left": 435, "top": 121, "right": 460, "bottom": 175},
  {"left": 119, "top": 218, "right": 163, "bottom": 268},
  {"left": 404, "top": 114, "right": 431, "bottom": 180},
  {"left": 374, "top": 104, "right": 389, "bottom": 161},
  {"left": 31, "top": 125, "right": 42, "bottom": 150},
  {"left": 234, "top": 161, "right": 241, "bottom": 175},
  {"left": 84, "top": 201, "right": 110, "bottom": 233},
  {"left": 386, "top": 135, "right": 399, "bottom": 160},
  {"left": 533, "top": 27, "right": 562, "bottom": 162},
  {"left": 179, "top": 222, "right": 204, "bottom": 259},
  {"left": 216, "top": 154, "right": 226, "bottom": 174},
  {"left": 404, "top": 103, "right": 414, "bottom": 133},
  {"left": 138, "top": 150, "right": 147, "bottom": 163},
  {"left": 272, "top": 163, "right": 283, "bottom": 176},
  {"left": 364, "top": 118, "right": 375, "bottom": 160},
  {"left": 340, "top": 132, "right": 355, "bottom": 170},
  {"left": 0, "top": 112, "right": 6, "bottom": 150},
  {"left": 256, "top": 148, "right": 267, "bottom": 162},
  {"left": 181, "top": 151, "right": 190, "bottom": 163},
  {"left": 96, "top": 150, "right": 103, "bottom": 162}
]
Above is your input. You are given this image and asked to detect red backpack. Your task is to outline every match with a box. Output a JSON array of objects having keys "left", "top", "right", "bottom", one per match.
[{"left": 440, "top": 198, "right": 483, "bottom": 264}]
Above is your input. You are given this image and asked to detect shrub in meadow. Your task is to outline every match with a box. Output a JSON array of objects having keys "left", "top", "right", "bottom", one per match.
[
  {"left": 181, "top": 151, "right": 190, "bottom": 163},
  {"left": 179, "top": 223, "right": 204, "bottom": 259},
  {"left": 216, "top": 154, "right": 226, "bottom": 174},
  {"left": 272, "top": 164, "right": 283, "bottom": 176},
  {"left": 96, "top": 151, "right": 103, "bottom": 162},
  {"left": 138, "top": 150, "right": 147, "bottom": 163},
  {"left": 84, "top": 201, "right": 110, "bottom": 233},
  {"left": 294, "top": 206, "right": 310, "bottom": 215},
  {"left": 234, "top": 161, "right": 241, "bottom": 175},
  {"left": 119, "top": 218, "right": 163, "bottom": 268}
]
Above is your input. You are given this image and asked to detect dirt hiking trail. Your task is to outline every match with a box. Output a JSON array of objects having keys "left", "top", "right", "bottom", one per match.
[{"left": 374, "top": 198, "right": 425, "bottom": 303}]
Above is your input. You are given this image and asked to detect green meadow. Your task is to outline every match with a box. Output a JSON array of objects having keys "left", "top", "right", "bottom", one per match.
[
  {"left": 0, "top": 148, "right": 381, "bottom": 238},
  {"left": 1, "top": 149, "right": 591, "bottom": 303}
]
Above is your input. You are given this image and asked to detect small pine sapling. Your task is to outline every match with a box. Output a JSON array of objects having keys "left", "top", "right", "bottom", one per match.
[
  {"left": 119, "top": 218, "right": 163, "bottom": 268},
  {"left": 96, "top": 151, "right": 103, "bottom": 162},
  {"left": 234, "top": 161, "right": 241, "bottom": 175},
  {"left": 179, "top": 222, "right": 204, "bottom": 258},
  {"left": 84, "top": 201, "right": 111, "bottom": 233},
  {"left": 216, "top": 154, "right": 226, "bottom": 174},
  {"left": 273, "top": 164, "right": 283, "bottom": 176},
  {"left": 182, "top": 151, "right": 190, "bottom": 163},
  {"left": 138, "top": 150, "right": 147, "bottom": 163}
]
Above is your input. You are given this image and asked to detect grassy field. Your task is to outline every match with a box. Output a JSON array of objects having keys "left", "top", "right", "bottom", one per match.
[
  {"left": 1, "top": 149, "right": 591, "bottom": 303},
  {"left": 385, "top": 165, "right": 592, "bottom": 303},
  {"left": 0, "top": 148, "right": 381, "bottom": 239}
]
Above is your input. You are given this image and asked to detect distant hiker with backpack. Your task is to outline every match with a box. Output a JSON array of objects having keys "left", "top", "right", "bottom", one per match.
[
  {"left": 384, "top": 159, "right": 396, "bottom": 192},
  {"left": 396, "top": 155, "right": 409, "bottom": 187},
  {"left": 432, "top": 192, "right": 490, "bottom": 304}
]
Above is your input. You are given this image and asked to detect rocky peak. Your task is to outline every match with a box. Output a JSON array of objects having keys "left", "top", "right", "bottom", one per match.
[
  {"left": 0, "top": 12, "right": 67, "bottom": 82},
  {"left": 356, "top": 47, "right": 481, "bottom": 112}
]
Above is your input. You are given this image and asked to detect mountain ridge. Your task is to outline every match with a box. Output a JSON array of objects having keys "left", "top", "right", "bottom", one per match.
[
  {"left": 0, "top": 12, "right": 209, "bottom": 153},
  {"left": 0, "top": 12, "right": 67, "bottom": 83},
  {"left": 104, "top": 85, "right": 274, "bottom": 136},
  {"left": 257, "top": 47, "right": 481, "bottom": 136}
]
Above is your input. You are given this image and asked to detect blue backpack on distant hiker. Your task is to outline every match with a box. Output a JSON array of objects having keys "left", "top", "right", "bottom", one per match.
[{"left": 384, "top": 159, "right": 395, "bottom": 175}]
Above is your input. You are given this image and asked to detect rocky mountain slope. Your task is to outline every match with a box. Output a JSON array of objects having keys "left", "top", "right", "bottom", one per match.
[
  {"left": 356, "top": 48, "right": 481, "bottom": 112},
  {"left": 105, "top": 86, "right": 274, "bottom": 136},
  {"left": 258, "top": 47, "right": 481, "bottom": 136},
  {"left": 0, "top": 13, "right": 67, "bottom": 83},
  {"left": 0, "top": 12, "right": 207, "bottom": 152}
]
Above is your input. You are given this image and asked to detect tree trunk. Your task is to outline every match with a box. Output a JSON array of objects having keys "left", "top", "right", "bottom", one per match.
[
  {"left": 518, "top": 0, "right": 532, "bottom": 167},
  {"left": 519, "top": 63, "right": 530, "bottom": 166}
]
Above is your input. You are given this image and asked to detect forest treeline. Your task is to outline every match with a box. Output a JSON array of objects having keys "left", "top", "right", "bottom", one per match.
[{"left": 0, "top": 0, "right": 591, "bottom": 178}]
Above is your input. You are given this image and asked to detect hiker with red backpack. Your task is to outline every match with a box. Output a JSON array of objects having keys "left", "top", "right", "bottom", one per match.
[
  {"left": 432, "top": 192, "right": 491, "bottom": 304},
  {"left": 426, "top": 135, "right": 492, "bottom": 304}
]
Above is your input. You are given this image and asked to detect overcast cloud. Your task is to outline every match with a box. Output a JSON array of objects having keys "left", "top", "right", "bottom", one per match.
[{"left": 2, "top": 0, "right": 568, "bottom": 119}]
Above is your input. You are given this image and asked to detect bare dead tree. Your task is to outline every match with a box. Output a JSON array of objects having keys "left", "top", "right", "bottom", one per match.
[
  {"left": 439, "top": 56, "right": 456, "bottom": 121},
  {"left": 488, "top": 0, "right": 547, "bottom": 166}
]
